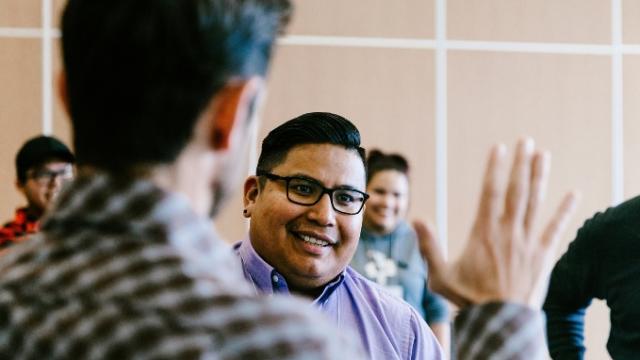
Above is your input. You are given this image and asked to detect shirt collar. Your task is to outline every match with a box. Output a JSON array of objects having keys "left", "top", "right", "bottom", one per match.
[
  {"left": 13, "top": 207, "right": 40, "bottom": 233},
  {"left": 236, "top": 237, "right": 345, "bottom": 302},
  {"left": 236, "top": 238, "right": 287, "bottom": 295}
]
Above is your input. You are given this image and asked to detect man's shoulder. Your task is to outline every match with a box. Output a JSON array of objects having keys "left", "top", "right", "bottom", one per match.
[
  {"left": 343, "top": 267, "right": 442, "bottom": 358},
  {"left": 0, "top": 219, "right": 25, "bottom": 245},
  {"left": 0, "top": 239, "right": 363, "bottom": 359},
  {"left": 344, "top": 267, "right": 419, "bottom": 317},
  {"left": 0, "top": 282, "right": 362, "bottom": 359},
  {"left": 567, "top": 195, "right": 640, "bottom": 254},
  {"left": 586, "top": 194, "right": 640, "bottom": 229}
]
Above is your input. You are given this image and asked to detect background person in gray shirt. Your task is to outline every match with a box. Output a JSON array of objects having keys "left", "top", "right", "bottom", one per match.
[{"left": 351, "top": 149, "right": 450, "bottom": 351}]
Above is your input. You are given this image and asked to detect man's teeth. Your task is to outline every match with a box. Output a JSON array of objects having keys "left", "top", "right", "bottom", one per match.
[{"left": 300, "top": 234, "right": 330, "bottom": 247}]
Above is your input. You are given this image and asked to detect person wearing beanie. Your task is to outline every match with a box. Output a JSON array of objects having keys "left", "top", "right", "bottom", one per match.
[{"left": 0, "top": 135, "right": 75, "bottom": 248}]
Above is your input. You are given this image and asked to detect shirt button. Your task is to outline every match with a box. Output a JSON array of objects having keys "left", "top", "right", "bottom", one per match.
[{"left": 272, "top": 275, "right": 279, "bottom": 283}]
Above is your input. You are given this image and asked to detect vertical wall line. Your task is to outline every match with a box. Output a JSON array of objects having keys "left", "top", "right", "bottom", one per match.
[
  {"left": 435, "top": 0, "right": 448, "bottom": 256},
  {"left": 41, "top": 0, "right": 53, "bottom": 135},
  {"left": 612, "top": 0, "right": 624, "bottom": 205},
  {"left": 243, "top": 90, "right": 267, "bottom": 229}
]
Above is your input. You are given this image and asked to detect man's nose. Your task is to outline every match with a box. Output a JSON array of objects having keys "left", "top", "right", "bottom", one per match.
[
  {"left": 380, "top": 194, "right": 395, "bottom": 207},
  {"left": 48, "top": 174, "right": 65, "bottom": 189},
  {"left": 307, "top": 193, "right": 336, "bottom": 226}
]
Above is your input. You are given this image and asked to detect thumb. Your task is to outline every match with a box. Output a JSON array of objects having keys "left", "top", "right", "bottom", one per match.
[{"left": 413, "top": 220, "right": 446, "bottom": 278}]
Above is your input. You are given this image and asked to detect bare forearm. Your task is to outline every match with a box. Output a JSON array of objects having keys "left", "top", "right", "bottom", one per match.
[{"left": 429, "top": 322, "right": 450, "bottom": 359}]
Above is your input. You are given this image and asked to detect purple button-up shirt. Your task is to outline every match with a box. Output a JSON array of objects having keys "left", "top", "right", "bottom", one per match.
[{"left": 234, "top": 239, "right": 444, "bottom": 360}]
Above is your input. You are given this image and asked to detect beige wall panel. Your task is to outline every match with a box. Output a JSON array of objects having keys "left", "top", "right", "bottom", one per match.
[
  {"left": 53, "top": 0, "right": 67, "bottom": 28},
  {"left": 623, "top": 0, "right": 640, "bottom": 44},
  {"left": 52, "top": 39, "right": 72, "bottom": 147},
  {"left": 0, "top": 39, "right": 42, "bottom": 221},
  {"left": 216, "top": 45, "right": 436, "bottom": 243},
  {"left": 213, "top": 154, "right": 252, "bottom": 244},
  {"left": 448, "top": 50, "right": 611, "bottom": 359},
  {"left": 584, "top": 300, "right": 611, "bottom": 360},
  {"left": 288, "top": 0, "right": 434, "bottom": 38},
  {"left": 448, "top": 0, "right": 609, "bottom": 44},
  {"left": 624, "top": 55, "right": 640, "bottom": 198},
  {"left": 0, "top": 0, "right": 41, "bottom": 28}
]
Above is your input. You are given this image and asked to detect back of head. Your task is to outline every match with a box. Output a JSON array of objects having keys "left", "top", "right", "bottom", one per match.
[
  {"left": 62, "top": 0, "right": 291, "bottom": 171},
  {"left": 256, "top": 112, "right": 366, "bottom": 173},
  {"left": 15, "top": 135, "right": 75, "bottom": 184},
  {"left": 365, "top": 149, "right": 409, "bottom": 184}
]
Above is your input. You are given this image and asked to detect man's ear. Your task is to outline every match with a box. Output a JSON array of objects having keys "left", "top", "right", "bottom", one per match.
[
  {"left": 243, "top": 176, "right": 260, "bottom": 217},
  {"left": 209, "top": 76, "right": 264, "bottom": 151},
  {"left": 57, "top": 70, "right": 71, "bottom": 118}
]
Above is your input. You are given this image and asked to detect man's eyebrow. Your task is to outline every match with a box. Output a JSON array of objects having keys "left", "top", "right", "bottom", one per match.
[{"left": 286, "top": 172, "right": 364, "bottom": 192}]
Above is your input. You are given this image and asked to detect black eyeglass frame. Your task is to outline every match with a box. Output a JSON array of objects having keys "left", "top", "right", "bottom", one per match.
[
  {"left": 26, "top": 166, "right": 74, "bottom": 185},
  {"left": 256, "top": 170, "right": 369, "bottom": 215}
]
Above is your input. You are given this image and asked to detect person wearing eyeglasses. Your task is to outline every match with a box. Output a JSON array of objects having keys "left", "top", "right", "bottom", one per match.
[
  {"left": 237, "top": 112, "right": 444, "bottom": 359},
  {"left": 0, "top": 135, "right": 74, "bottom": 248}
]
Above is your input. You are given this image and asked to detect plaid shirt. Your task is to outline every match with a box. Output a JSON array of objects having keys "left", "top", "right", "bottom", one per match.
[
  {"left": 0, "top": 207, "right": 40, "bottom": 248},
  {"left": 0, "top": 174, "right": 363, "bottom": 359},
  {"left": 454, "top": 302, "right": 546, "bottom": 359}
]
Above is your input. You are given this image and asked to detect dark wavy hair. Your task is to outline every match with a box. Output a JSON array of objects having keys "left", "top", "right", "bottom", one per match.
[{"left": 62, "top": 0, "right": 291, "bottom": 171}]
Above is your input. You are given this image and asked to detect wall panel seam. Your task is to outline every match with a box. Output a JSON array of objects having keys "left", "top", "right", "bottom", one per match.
[
  {"left": 612, "top": 0, "right": 624, "bottom": 204},
  {"left": 42, "top": 0, "right": 53, "bottom": 135},
  {"left": 435, "top": 0, "right": 448, "bottom": 256}
]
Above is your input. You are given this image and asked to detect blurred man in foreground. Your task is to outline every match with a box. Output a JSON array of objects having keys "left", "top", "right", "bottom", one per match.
[{"left": 0, "top": 1, "right": 362, "bottom": 358}]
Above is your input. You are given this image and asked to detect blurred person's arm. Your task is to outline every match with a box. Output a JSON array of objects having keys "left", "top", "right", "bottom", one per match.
[
  {"left": 543, "top": 213, "right": 605, "bottom": 359},
  {"left": 428, "top": 322, "right": 450, "bottom": 359},
  {"left": 416, "top": 139, "right": 578, "bottom": 359},
  {"left": 423, "top": 284, "right": 450, "bottom": 357}
]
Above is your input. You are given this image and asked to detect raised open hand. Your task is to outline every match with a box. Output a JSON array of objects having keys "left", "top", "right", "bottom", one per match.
[{"left": 415, "top": 139, "right": 578, "bottom": 308}]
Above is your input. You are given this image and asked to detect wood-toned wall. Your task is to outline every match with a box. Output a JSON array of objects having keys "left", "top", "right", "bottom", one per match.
[{"left": 4, "top": 1, "right": 639, "bottom": 358}]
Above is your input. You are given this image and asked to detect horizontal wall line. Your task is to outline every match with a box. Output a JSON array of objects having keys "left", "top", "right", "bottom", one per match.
[
  {"left": 278, "top": 35, "right": 437, "bottom": 49},
  {"left": 447, "top": 40, "right": 611, "bottom": 55},
  {"left": 279, "top": 35, "right": 614, "bottom": 55},
  {"left": 0, "top": 29, "right": 639, "bottom": 56},
  {"left": 0, "top": 27, "right": 42, "bottom": 38},
  {"left": 0, "top": 27, "right": 60, "bottom": 38},
  {"left": 621, "top": 44, "right": 640, "bottom": 54}
]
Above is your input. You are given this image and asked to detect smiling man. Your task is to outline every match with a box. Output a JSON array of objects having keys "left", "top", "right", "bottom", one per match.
[{"left": 238, "top": 112, "right": 444, "bottom": 360}]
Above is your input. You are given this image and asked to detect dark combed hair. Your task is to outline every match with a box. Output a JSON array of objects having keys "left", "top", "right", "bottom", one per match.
[
  {"left": 61, "top": 0, "right": 291, "bottom": 170},
  {"left": 256, "top": 112, "right": 366, "bottom": 174},
  {"left": 366, "top": 149, "right": 409, "bottom": 184}
]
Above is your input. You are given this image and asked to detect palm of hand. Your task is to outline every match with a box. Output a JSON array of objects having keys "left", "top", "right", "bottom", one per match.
[{"left": 416, "top": 139, "right": 578, "bottom": 309}]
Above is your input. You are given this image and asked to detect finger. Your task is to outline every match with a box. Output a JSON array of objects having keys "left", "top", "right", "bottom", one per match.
[
  {"left": 524, "top": 151, "right": 550, "bottom": 237},
  {"left": 473, "top": 144, "right": 507, "bottom": 232},
  {"left": 504, "top": 138, "right": 535, "bottom": 226},
  {"left": 541, "top": 191, "right": 580, "bottom": 250},
  {"left": 413, "top": 220, "right": 446, "bottom": 277},
  {"left": 413, "top": 220, "right": 473, "bottom": 307}
]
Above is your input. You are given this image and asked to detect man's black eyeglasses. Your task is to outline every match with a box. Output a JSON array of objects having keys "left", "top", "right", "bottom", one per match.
[
  {"left": 257, "top": 170, "right": 369, "bottom": 215},
  {"left": 27, "top": 166, "right": 74, "bottom": 185}
]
